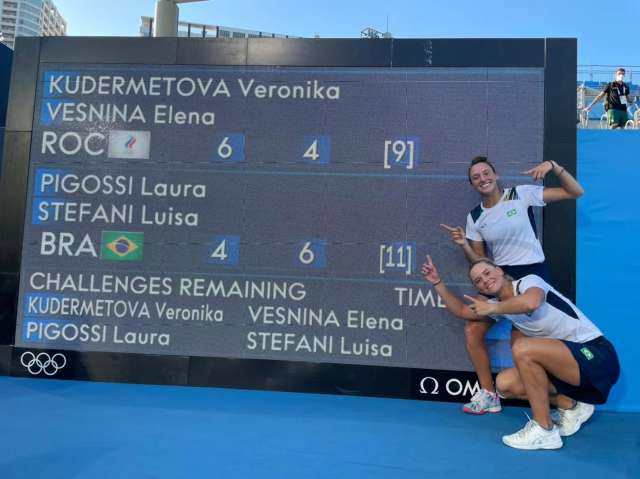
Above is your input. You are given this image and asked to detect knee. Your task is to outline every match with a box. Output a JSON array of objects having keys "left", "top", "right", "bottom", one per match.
[
  {"left": 496, "top": 371, "right": 523, "bottom": 399},
  {"left": 495, "top": 372, "right": 513, "bottom": 398},
  {"left": 464, "top": 321, "right": 487, "bottom": 348},
  {"left": 511, "top": 337, "right": 535, "bottom": 364}
]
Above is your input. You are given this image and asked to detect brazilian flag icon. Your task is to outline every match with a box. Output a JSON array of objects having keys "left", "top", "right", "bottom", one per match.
[{"left": 101, "top": 231, "right": 144, "bottom": 261}]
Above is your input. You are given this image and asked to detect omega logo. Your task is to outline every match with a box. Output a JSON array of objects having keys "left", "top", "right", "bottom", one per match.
[{"left": 419, "top": 376, "right": 480, "bottom": 397}]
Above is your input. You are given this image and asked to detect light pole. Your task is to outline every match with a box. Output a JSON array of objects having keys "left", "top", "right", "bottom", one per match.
[{"left": 153, "top": 0, "right": 209, "bottom": 37}]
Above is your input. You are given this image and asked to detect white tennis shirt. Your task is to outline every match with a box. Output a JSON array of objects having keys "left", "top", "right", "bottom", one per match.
[
  {"left": 489, "top": 275, "right": 602, "bottom": 343},
  {"left": 466, "top": 185, "right": 545, "bottom": 266}
]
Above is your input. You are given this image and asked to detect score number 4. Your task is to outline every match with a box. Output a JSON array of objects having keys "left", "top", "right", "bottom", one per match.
[
  {"left": 384, "top": 139, "right": 418, "bottom": 170},
  {"left": 302, "top": 136, "right": 330, "bottom": 164},
  {"left": 208, "top": 235, "right": 240, "bottom": 265}
]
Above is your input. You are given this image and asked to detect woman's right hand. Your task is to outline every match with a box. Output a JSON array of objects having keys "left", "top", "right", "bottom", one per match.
[
  {"left": 440, "top": 224, "right": 467, "bottom": 247},
  {"left": 421, "top": 255, "right": 441, "bottom": 284}
]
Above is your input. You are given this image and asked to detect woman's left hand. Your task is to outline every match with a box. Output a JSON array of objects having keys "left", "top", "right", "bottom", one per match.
[
  {"left": 463, "top": 295, "right": 496, "bottom": 317},
  {"left": 523, "top": 161, "right": 554, "bottom": 181}
]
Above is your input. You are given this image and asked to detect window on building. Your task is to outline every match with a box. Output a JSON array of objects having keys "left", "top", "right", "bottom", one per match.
[
  {"left": 20, "top": 3, "right": 42, "bottom": 15},
  {"left": 24, "top": 0, "right": 44, "bottom": 8}
]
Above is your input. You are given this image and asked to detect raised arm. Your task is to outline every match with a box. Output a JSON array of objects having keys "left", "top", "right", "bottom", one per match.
[
  {"left": 523, "top": 160, "right": 584, "bottom": 202},
  {"left": 421, "top": 255, "right": 486, "bottom": 321}
]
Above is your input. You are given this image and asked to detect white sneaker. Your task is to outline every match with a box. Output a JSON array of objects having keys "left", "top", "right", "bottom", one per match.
[
  {"left": 552, "top": 401, "right": 595, "bottom": 436},
  {"left": 463, "top": 388, "right": 502, "bottom": 414},
  {"left": 502, "top": 419, "right": 563, "bottom": 450}
]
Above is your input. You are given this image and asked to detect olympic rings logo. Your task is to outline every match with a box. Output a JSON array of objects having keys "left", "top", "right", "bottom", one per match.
[{"left": 20, "top": 351, "right": 67, "bottom": 376}]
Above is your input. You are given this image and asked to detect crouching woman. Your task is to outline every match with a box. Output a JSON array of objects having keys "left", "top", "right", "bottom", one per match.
[{"left": 421, "top": 255, "right": 620, "bottom": 450}]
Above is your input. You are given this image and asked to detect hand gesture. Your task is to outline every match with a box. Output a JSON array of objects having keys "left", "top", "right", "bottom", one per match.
[
  {"left": 421, "top": 255, "right": 441, "bottom": 285},
  {"left": 463, "top": 295, "right": 495, "bottom": 317},
  {"left": 440, "top": 224, "right": 467, "bottom": 247},
  {"left": 522, "top": 161, "right": 553, "bottom": 181}
]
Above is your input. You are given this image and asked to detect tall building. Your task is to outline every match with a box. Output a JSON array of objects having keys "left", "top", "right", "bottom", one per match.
[
  {"left": 140, "top": 16, "right": 301, "bottom": 39},
  {"left": 0, "top": 0, "right": 66, "bottom": 50}
]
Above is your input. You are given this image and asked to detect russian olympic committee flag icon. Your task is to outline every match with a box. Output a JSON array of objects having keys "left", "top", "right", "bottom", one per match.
[
  {"left": 101, "top": 231, "right": 144, "bottom": 261},
  {"left": 107, "top": 130, "right": 151, "bottom": 159}
]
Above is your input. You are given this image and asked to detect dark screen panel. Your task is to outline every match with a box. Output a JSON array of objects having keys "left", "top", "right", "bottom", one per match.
[
  {"left": 15, "top": 65, "right": 543, "bottom": 372},
  {"left": 0, "top": 38, "right": 576, "bottom": 403}
]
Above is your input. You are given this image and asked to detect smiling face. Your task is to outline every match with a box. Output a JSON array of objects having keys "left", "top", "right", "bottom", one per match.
[
  {"left": 469, "top": 261, "right": 505, "bottom": 296},
  {"left": 468, "top": 161, "right": 499, "bottom": 197}
]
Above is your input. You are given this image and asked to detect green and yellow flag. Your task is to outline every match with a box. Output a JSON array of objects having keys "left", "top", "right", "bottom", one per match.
[{"left": 101, "top": 231, "right": 144, "bottom": 261}]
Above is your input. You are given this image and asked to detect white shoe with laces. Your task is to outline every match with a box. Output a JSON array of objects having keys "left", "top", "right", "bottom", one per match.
[
  {"left": 551, "top": 401, "right": 595, "bottom": 436},
  {"left": 502, "top": 419, "right": 563, "bottom": 450}
]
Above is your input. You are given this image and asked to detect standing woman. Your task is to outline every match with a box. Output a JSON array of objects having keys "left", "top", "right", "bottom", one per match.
[{"left": 441, "top": 156, "right": 584, "bottom": 414}]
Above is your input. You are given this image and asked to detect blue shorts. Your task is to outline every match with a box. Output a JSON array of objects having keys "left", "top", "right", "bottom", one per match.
[
  {"left": 499, "top": 262, "right": 551, "bottom": 282},
  {"left": 549, "top": 336, "right": 620, "bottom": 405}
]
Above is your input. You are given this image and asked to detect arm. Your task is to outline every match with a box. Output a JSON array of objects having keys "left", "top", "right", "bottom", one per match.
[
  {"left": 542, "top": 160, "right": 584, "bottom": 202},
  {"left": 440, "top": 224, "right": 486, "bottom": 263},
  {"left": 522, "top": 160, "right": 584, "bottom": 202},
  {"left": 465, "top": 239, "right": 486, "bottom": 263},
  {"left": 420, "top": 255, "right": 487, "bottom": 321},
  {"left": 585, "top": 91, "right": 606, "bottom": 110},
  {"left": 466, "top": 287, "right": 545, "bottom": 316}
]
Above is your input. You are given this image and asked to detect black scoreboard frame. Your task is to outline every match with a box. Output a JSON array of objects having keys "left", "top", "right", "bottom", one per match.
[{"left": 0, "top": 37, "right": 576, "bottom": 402}]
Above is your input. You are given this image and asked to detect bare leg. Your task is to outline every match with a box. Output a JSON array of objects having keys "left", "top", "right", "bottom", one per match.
[
  {"left": 510, "top": 326, "right": 524, "bottom": 346},
  {"left": 511, "top": 337, "right": 580, "bottom": 429},
  {"left": 464, "top": 320, "right": 494, "bottom": 392},
  {"left": 496, "top": 368, "right": 526, "bottom": 398},
  {"left": 496, "top": 367, "right": 576, "bottom": 410},
  {"left": 549, "top": 393, "right": 576, "bottom": 410}
]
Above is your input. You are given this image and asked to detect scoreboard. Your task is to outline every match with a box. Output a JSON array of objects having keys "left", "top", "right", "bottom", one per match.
[{"left": 0, "top": 38, "right": 576, "bottom": 401}]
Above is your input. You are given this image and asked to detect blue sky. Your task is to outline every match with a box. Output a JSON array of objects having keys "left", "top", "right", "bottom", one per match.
[{"left": 57, "top": 0, "right": 638, "bottom": 66}]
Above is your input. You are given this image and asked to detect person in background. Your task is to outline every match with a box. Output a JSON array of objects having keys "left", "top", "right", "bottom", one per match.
[{"left": 584, "top": 67, "right": 634, "bottom": 129}]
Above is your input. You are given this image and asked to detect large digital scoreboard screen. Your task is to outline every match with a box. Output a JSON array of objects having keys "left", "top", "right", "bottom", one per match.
[
  {"left": 0, "top": 38, "right": 576, "bottom": 400},
  {"left": 17, "top": 64, "right": 543, "bottom": 370}
]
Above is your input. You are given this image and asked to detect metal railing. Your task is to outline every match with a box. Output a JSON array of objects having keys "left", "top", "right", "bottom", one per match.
[{"left": 578, "top": 65, "right": 639, "bottom": 85}]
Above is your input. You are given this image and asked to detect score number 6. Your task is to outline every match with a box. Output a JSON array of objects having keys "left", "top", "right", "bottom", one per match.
[
  {"left": 297, "top": 239, "right": 326, "bottom": 268},
  {"left": 213, "top": 134, "right": 245, "bottom": 163}
]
